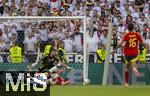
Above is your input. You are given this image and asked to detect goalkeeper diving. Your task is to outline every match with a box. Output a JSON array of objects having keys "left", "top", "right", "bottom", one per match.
[
  {"left": 30, "top": 39, "right": 71, "bottom": 85},
  {"left": 31, "top": 39, "right": 71, "bottom": 71}
]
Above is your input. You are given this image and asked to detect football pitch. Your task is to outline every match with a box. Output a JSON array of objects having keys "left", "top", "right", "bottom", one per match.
[{"left": 51, "top": 85, "right": 150, "bottom": 96}]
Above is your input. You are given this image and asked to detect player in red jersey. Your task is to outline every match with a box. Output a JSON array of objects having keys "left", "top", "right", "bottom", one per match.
[{"left": 112, "top": 23, "right": 146, "bottom": 86}]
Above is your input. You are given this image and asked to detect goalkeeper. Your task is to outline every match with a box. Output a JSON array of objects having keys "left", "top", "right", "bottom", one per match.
[
  {"left": 31, "top": 39, "right": 54, "bottom": 71},
  {"left": 38, "top": 48, "right": 58, "bottom": 72},
  {"left": 30, "top": 63, "right": 70, "bottom": 86},
  {"left": 32, "top": 39, "right": 71, "bottom": 72},
  {"left": 38, "top": 48, "right": 71, "bottom": 72}
]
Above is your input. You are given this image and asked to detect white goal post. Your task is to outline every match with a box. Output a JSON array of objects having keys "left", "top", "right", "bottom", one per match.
[
  {"left": 0, "top": 16, "right": 88, "bottom": 83},
  {"left": 102, "top": 22, "right": 113, "bottom": 85}
]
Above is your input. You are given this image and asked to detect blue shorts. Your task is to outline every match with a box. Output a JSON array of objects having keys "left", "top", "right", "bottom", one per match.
[{"left": 124, "top": 55, "right": 138, "bottom": 64}]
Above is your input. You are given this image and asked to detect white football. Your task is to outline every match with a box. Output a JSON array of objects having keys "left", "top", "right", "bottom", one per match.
[{"left": 83, "top": 79, "right": 90, "bottom": 85}]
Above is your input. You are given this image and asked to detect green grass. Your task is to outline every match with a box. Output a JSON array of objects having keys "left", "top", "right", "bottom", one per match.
[{"left": 51, "top": 85, "right": 150, "bottom": 96}]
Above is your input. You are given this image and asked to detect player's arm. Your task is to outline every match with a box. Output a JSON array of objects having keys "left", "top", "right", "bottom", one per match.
[
  {"left": 137, "top": 33, "right": 146, "bottom": 48},
  {"left": 112, "top": 39, "right": 124, "bottom": 54},
  {"left": 140, "top": 42, "right": 146, "bottom": 49},
  {"left": 55, "top": 53, "right": 71, "bottom": 70}
]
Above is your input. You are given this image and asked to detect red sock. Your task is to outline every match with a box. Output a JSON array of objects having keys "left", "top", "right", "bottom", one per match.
[{"left": 125, "top": 71, "right": 129, "bottom": 84}]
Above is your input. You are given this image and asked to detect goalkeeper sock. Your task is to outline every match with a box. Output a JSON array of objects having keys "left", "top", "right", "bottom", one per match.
[{"left": 125, "top": 71, "right": 129, "bottom": 84}]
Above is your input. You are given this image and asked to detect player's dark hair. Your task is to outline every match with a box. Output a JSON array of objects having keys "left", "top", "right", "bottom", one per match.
[{"left": 128, "top": 23, "right": 134, "bottom": 31}]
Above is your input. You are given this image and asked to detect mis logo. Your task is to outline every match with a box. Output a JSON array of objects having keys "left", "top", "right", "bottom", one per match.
[
  {"left": 0, "top": 71, "right": 50, "bottom": 96},
  {"left": 6, "top": 73, "right": 47, "bottom": 91}
]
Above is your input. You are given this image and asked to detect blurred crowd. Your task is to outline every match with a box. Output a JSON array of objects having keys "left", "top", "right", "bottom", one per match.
[
  {"left": 0, "top": 0, "right": 149, "bottom": 53},
  {"left": 0, "top": 19, "right": 83, "bottom": 53}
]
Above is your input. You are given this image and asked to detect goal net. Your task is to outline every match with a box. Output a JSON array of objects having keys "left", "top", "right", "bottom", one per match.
[{"left": 0, "top": 16, "right": 88, "bottom": 85}]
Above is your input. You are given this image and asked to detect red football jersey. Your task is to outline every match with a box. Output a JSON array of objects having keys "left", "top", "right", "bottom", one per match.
[{"left": 121, "top": 32, "right": 143, "bottom": 56}]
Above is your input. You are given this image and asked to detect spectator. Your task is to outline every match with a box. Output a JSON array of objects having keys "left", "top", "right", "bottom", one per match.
[
  {"left": 23, "top": 31, "right": 38, "bottom": 53},
  {"left": 18, "top": 8, "right": 26, "bottom": 16},
  {"left": 9, "top": 4, "right": 17, "bottom": 16},
  {"left": 0, "top": 0, "right": 148, "bottom": 56},
  {"left": 49, "top": 0, "right": 62, "bottom": 11},
  {"left": 39, "top": 23, "right": 48, "bottom": 52},
  {"left": 18, "top": 0, "right": 25, "bottom": 9},
  {"left": 0, "top": 0, "right": 4, "bottom": 16},
  {"left": 134, "top": 0, "right": 145, "bottom": 12},
  {"left": 93, "top": 0, "right": 101, "bottom": 15},
  {"left": 2, "top": 24, "right": 11, "bottom": 51},
  {"left": 36, "top": 6, "right": 44, "bottom": 16},
  {"left": 137, "top": 14, "right": 147, "bottom": 32},
  {"left": 125, "top": 15, "right": 133, "bottom": 29},
  {"left": 146, "top": 34, "right": 150, "bottom": 53},
  {"left": 131, "top": 5, "right": 140, "bottom": 21},
  {"left": 9, "top": 33, "right": 17, "bottom": 48},
  {"left": 2, "top": 6, "right": 10, "bottom": 16},
  {"left": 62, "top": 3, "right": 70, "bottom": 15},
  {"left": 72, "top": 28, "right": 83, "bottom": 53},
  {"left": 0, "top": 30, "right": 7, "bottom": 52},
  {"left": 142, "top": 23, "right": 149, "bottom": 40},
  {"left": 87, "top": 28, "right": 100, "bottom": 53},
  {"left": 73, "top": 4, "right": 83, "bottom": 16},
  {"left": 86, "top": 2, "right": 94, "bottom": 17},
  {"left": 112, "top": 26, "right": 118, "bottom": 49},
  {"left": 118, "top": 19, "right": 125, "bottom": 37},
  {"left": 63, "top": 31, "right": 75, "bottom": 53},
  {"left": 100, "top": 29, "right": 108, "bottom": 46}
]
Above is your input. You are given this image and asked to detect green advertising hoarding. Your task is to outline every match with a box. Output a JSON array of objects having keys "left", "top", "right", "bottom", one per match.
[{"left": 0, "top": 63, "right": 150, "bottom": 85}]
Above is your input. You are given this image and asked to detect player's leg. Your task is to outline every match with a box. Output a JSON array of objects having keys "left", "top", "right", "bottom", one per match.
[
  {"left": 48, "top": 66, "right": 68, "bottom": 85},
  {"left": 54, "top": 75, "right": 70, "bottom": 86},
  {"left": 131, "top": 62, "right": 140, "bottom": 77},
  {"left": 62, "top": 80, "right": 70, "bottom": 86},
  {"left": 130, "top": 56, "right": 140, "bottom": 77},
  {"left": 43, "top": 72, "right": 52, "bottom": 86},
  {"left": 50, "top": 73, "right": 62, "bottom": 85},
  {"left": 62, "top": 77, "right": 70, "bottom": 86},
  {"left": 57, "top": 62, "right": 71, "bottom": 70},
  {"left": 123, "top": 56, "right": 130, "bottom": 86},
  {"left": 124, "top": 61, "right": 129, "bottom": 86},
  {"left": 49, "top": 66, "right": 59, "bottom": 73},
  {"left": 49, "top": 73, "right": 58, "bottom": 85}
]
